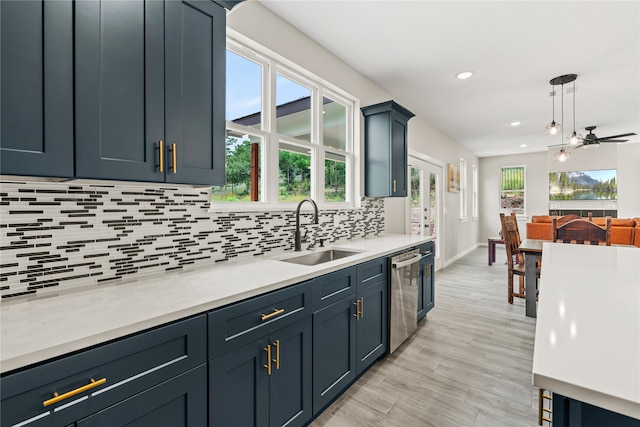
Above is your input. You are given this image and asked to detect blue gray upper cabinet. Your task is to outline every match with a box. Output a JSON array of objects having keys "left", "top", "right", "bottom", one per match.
[
  {"left": 75, "top": 0, "right": 227, "bottom": 185},
  {"left": 0, "top": 0, "right": 74, "bottom": 178},
  {"left": 361, "top": 101, "right": 415, "bottom": 197}
]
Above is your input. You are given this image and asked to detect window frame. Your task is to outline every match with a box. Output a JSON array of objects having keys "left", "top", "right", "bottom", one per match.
[
  {"left": 472, "top": 164, "right": 479, "bottom": 219},
  {"left": 499, "top": 165, "right": 526, "bottom": 215},
  {"left": 459, "top": 158, "right": 468, "bottom": 221},
  {"left": 211, "top": 36, "right": 359, "bottom": 212}
]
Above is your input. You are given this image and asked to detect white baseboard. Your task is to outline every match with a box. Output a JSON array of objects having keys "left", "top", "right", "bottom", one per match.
[{"left": 444, "top": 243, "right": 480, "bottom": 268}]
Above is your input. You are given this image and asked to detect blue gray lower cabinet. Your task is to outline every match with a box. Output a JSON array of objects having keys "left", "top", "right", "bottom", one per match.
[
  {"left": 417, "top": 241, "right": 435, "bottom": 322},
  {"left": 312, "top": 258, "right": 388, "bottom": 413},
  {"left": 74, "top": 365, "right": 207, "bottom": 426},
  {"left": 553, "top": 393, "right": 640, "bottom": 427},
  {"left": 1, "top": 256, "right": 390, "bottom": 426},
  {"left": 0, "top": 315, "right": 207, "bottom": 427}
]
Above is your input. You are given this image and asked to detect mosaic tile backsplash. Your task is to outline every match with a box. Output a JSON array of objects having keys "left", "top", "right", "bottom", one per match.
[{"left": 0, "top": 181, "right": 384, "bottom": 299}]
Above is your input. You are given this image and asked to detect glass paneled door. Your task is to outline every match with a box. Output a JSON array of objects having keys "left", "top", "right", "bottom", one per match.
[{"left": 409, "top": 156, "right": 443, "bottom": 270}]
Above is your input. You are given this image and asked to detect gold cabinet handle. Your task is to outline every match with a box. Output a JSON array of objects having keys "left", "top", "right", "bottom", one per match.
[
  {"left": 158, "top": 140, "right": 164, "bottom": 172},
  {"left": 43, "top": 378, "right": 106, "bottom": 407},
  {"left": 360, "top": 298, "right": 364, "bottom": 318},
  {"left": 261, "top": 308, "right": 285, "bottom": 321},
  {"left": 273, "top": 339, "right": 280, "bottom": 370},
  {"left": 171, "top": 143, "right": 177, "bottom": 174},
  {"left": 393, "top": 179, "right": 397, "bottom": 193},
  {"left": 353, "top": 300, "right": 360, "bottom": 319},
  {"left": 264, "top": 344, "right": 272, "bottom": 375}
]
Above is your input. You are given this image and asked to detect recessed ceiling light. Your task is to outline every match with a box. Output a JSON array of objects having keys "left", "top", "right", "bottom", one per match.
[
  {"left": 510, "top": 121, "right": 521, "bottom": 127},
  {"left": 520, "top": 144, "right": 528, "bottom": 148},
  {"left": 456, "top": 71, "right": 473, "bottom": 80}
]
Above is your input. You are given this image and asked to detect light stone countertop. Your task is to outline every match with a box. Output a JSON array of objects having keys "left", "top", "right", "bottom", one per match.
[
  {"left": 0, "top": 233, "right": 433, "bottom": 374},
  {"left": 532, "top": 242, "right": 640, "bottom": 420}
]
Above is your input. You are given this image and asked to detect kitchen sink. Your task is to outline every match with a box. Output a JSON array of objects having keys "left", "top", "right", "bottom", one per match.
[{"left": 280, "top": 249, "right": 362, "bottom": 266}]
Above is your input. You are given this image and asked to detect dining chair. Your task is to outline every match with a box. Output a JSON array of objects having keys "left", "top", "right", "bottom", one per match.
[
  {"left": 552, "top": 216, "right": 612, "bottom": 245},
  {"left": 500, "top": 213, "right": 538, "bottom": 304}
]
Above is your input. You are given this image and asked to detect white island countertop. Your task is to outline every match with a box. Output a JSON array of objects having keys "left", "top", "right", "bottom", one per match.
[
  {"left": 0, "top": 233, "right": 432, "bottom": 374},
  {"left": 532, "top": 242, "right": 640, "bottom": 420}
]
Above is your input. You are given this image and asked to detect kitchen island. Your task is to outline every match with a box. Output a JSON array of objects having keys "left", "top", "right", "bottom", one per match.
[{"left": 532, "top": 243, "right": 640, "bottom": 424}]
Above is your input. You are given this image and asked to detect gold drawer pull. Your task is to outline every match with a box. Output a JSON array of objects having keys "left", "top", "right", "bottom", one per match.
[
  {"left": 353, "top": 300, "right": 360, "bottom": 319},
  {"left": 43, "top": 378, "right": 106, "bottom": 407},
  {"left": 261, "top": 308, "right": 285, "bottom": 321},
  {"left": 360, "top": 298, "right": 364, "bottom": 317},
  {"left": 264, "top": 344, "right": 272, "bottom": 375},
  {"left": 393, "top": 179, "right": 397, "bottom": 193},
  {"left": 273, "top": 339, "right": 280, "bottom": 370},
  {"left": 171, "top": 143, "right": 177, "bottom": 174},
  {"left": 158, "top": 140, "right": 164, "bottom": 172}
]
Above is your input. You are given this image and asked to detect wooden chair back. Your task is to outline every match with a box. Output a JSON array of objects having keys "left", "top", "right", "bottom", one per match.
[
  {"left": 552, "top": 216, "right": 612, "bottom": 245},
  {"left": 555, "top": 214, "right": 581, "bottom": 226},
  {"left": 500, "top": 213, "right": 522, "bottom": 266}
]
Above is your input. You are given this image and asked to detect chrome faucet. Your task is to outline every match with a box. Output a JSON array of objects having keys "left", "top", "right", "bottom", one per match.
[{"left": 294, "top": 198, "right": 319, "bottom": 251}]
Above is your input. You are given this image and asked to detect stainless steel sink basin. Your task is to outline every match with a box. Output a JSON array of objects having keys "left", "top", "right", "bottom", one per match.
[{"left": 280, "top": 249, "right": 361, "bottom": 266}]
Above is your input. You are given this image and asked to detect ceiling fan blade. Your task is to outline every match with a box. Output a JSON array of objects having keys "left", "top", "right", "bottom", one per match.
[
  {"left": 598, "top": 132, "right": 636, "bottom": 140},
  {"left": 599, "top": 139, "right": 628, "bottom": 143}
]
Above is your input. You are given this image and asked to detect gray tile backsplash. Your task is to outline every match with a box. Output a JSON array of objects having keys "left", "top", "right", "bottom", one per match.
[{"left": 0, "top": 181, "right": 384, "bottom": 298}]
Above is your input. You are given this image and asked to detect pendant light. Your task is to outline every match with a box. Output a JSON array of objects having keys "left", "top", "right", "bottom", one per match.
[
  {"left": 566, "top": 79, "right": 583, "bottom": 145},
  {"left": 554, "top": 83, "right": 570, "bottom": 162},
  {"left": 546, "top": 83, "right": 561, "bottom": 135}
]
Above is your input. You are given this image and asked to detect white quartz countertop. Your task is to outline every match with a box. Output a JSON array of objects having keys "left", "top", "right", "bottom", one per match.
[
  {"left": 532, "top": 243, "right": 640, "bottom": 420},
  {"left": 0, "top": 233, "right": 432, "bottom": 374}
]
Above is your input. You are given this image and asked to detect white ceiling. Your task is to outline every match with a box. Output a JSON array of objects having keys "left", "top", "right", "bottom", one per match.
[{"left": 257, "top": 0, "right": 640, "bottom": 158}]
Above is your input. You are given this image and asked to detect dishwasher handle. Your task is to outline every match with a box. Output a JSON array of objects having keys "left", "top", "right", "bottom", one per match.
[{"left": 391, "top": 253, "right": 422, "bottom": 269}]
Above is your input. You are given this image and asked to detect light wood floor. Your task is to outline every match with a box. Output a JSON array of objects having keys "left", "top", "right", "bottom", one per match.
[{"left": 310, "top": 246, "right": 541, "bottom": 427}]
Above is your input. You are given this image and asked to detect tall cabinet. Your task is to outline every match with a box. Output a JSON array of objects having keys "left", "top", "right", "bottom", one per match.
[{"left": 361, "top": 100, "right": 415, "bottom": 197}]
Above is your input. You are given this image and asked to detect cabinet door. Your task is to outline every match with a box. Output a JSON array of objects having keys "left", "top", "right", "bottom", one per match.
[
  {"left": 269, "top": 317, "right": 312, "bottom": 427},
  {"left": 164, "top": 0, "right": 226, "bottom": 185},
  {"left": 390, "top": 114, "right": 408, "bottom": 197},
  {"left": 209, "top": 337, "right": 270, "bottom": 427},
  {"left": 424, "top": 256, "right": 435, "bottom": 314},
  {"left": 76, "top": 365, "right": 207, "bottom": 427},
  {"left": 312, "top": 296, "right": 357, "bottom": 413},
  {"left": 75, "top": 0, "right": 165, "bottom": 182},
  {"left": 0, "top": 0, "right": 73, "bottom": 177},
  {"left": 356, "top": 280, "right": 388, "bottom": 374}
]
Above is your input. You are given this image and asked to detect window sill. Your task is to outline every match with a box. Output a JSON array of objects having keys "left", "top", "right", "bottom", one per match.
[{"left": 459, "top": 217, "right": 469, "bottom": 224}]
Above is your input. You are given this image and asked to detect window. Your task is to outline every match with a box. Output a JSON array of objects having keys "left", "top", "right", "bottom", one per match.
[
  {"left": 472, "top": 165, "right": 478, "bottom": 218},
  {"left": 500, "top": 166, "right": 525, "bottom": 214},
  {"left": 459, "top": 158, "right": 467, "bottom": 219},
  {"left": 212, "top": 39, "right": 356, "bottom": 208}
]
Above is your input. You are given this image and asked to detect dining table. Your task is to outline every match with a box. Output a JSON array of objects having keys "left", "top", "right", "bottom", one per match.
[{"left": 518, "top": 238, "right": 547, "bottom": 318}]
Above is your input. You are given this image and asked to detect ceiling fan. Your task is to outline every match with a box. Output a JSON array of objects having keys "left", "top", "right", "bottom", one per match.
[
  {"left": 549, "top": 126, "right": 637, "bottom": 149},
  {"left": 573, "top": 126, "right": 636, "bottom": 148}
]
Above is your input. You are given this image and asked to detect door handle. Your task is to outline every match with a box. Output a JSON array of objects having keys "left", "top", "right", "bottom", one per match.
[
  {"left": 273, "top": 339, "right": 280, "bottom": 370},
  {"left": 158, "top": 140, "right": 164, "bottom": 172},
  {"left": 171, "top": 143, "right": 177, "bottom": 173},
  {"left": 264, "top": 344, "right": 272, "bottom": 375}
]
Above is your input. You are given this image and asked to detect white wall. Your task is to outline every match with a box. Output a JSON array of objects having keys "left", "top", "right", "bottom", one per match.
[
  {"left": 479, "top": 143, "right": 640, "bottom": 242},
  {"left": 228, "top": 2, "right": 480, "bottom": 266}
]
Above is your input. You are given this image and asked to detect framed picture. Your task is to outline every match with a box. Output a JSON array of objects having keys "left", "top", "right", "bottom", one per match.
[{"left": 448, "top": 163, "right": 460, "bottom": 192}]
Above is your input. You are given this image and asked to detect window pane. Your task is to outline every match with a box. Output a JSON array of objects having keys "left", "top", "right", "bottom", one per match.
[
  {"left": 279, "top": 141, "right": 311, "bottom": 202},
  {"left": 410, "top": 167, "right": 421, "bottom": 236},
  {"left": 226, "top": 51, "right": 261, "bottom": 128},
  {"left": 325, "top": 153, "right": 347, "bottom": 202},
  {"left": 276, "top": 74, "right": 311, "bottom": 142},
  {"left": 211, "top": 131, "right": 261, "bottom": 202},
  {"left": 500, "top": 166, "right": 525, "bottom": 213},
  {"left": 429, "top": 172, "right": 437, "bottom": 237},
  {"left": 322, "top": 97, "right": 346, "bottom": 150}
]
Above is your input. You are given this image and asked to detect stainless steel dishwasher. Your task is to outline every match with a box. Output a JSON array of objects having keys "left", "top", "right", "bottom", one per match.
[{"left": 389, "top": 249, "right": 422, "bottom": 353}]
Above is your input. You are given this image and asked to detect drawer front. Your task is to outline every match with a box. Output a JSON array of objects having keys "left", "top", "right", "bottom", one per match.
[
  {"left": 208, "top": 281, "right": 311, "bottom": 359},
  {"left": 417, "top": 241, "right": 435, "bottom": 257},
  {"left": 312, "top": 266, "right": 356, "bottom": 312},
  {"left": 356, "top": 257, "right": 387, "bottom": 292},
  {"left": 0, "top": 315, "right": 206, "bottom": 427}
]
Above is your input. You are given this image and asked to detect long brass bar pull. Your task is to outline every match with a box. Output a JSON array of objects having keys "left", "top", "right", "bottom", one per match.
[
  {"left": 360, "top": 298, "right": 364, "bottom": 318},
  {"left": 273, "top": 339, "right": 280, "bottom": 370},
  {"left": 261, "top": 308, "right": 285, "bottom": 321},
  {"left": 43, "top": 378, "right": 106, "bottom": 407},
  {"left": 393, "top": 179, "right": 397, "bottom": 193},
  {"left": 158, "top": 140, "right": 164, "bottom": 172},
  {"left": 264, "top": 345, "right": 272, "bottom": 375},
  {"left": 353, "top": 300, "right": 360, "bottom": 319},
  {"left": 171, "top": 143, "right": 177, "bottom": 174}
]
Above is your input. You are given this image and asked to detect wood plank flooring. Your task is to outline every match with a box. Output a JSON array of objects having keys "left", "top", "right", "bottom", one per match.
[{"left": 310, "top": 247, "right": 541, "bottom": 427}]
